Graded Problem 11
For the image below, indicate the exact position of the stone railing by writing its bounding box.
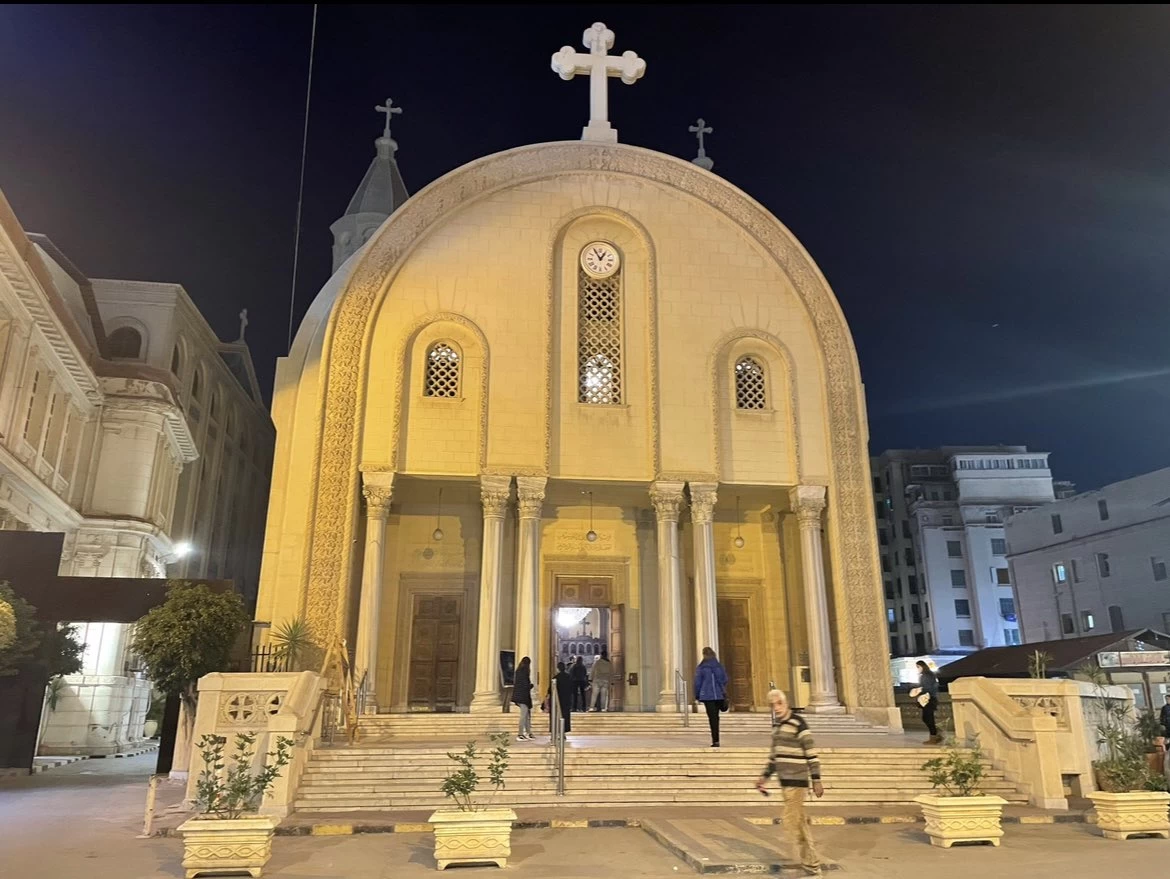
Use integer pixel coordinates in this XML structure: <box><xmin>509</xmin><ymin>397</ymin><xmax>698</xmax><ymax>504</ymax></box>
<box><xmin>949</xmin><ymin>677</ymin><xmax>1133</xmax><ymax>810</ymax></box>
<box><xmin>184</xmin><ymin>671</ymin><xmax>326</xmax><ymax>818</ymax></box>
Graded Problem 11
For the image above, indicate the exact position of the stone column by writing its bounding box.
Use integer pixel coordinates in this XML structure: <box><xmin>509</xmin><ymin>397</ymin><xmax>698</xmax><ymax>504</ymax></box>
<box><xmin>789</xmin><ymin>485</ymin><xmax>843</xmax><ymax>712</ymax></box>
<box><xmin>651</xmin><ymin>481</ymin><xmax>686</xmax><ymax>711</ymax></box>
<box><xmin>514</xmin><ymin>477</ymin><xmax>547</xmax><ymax>675</ymax></box>
<box><xmin>689</xmin><ymin>482</ymin><xmax>720</xmax><ymax>660</ymax></box>
<box><xmin>355</xmin><ymin>472</ymin><xmax>393</xmax><ymax>713</ymax></box>
<box><xmin>470</xmin><ymin>475</ymin><xmax>512</xmax><ymax>713</ymax></box>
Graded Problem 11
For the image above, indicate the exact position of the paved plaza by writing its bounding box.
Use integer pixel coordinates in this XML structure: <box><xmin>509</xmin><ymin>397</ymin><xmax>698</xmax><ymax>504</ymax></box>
<box><xmin>2</xmin><ymin>751</ymin><xmax>1168</xmax><ymax>878</ymax></box>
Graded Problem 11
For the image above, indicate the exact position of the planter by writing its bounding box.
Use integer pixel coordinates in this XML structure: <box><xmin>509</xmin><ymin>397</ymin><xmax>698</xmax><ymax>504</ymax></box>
<box><xmin>1087</xmin><ymin>790</ymin><xmax>1170</xmax><ymax>840</ymax></box>
<box><xmin>914</xmin><ymin>794</ymin><xmax>1007</xmax><ymax>848</ymax></box>
<box><xmin>428</xmin><ymin>807</ymin><xmax>517</xmax><ymax>870</ymax></box>
<box><xmin>177</xmin><ymin>815</ymin><xmax>278</xmax><ymax>878</ymax></box>
<box><xmin>143</xmin><ymin>720</ymin><xmax>158</xmax><ymax>739</ymax></box>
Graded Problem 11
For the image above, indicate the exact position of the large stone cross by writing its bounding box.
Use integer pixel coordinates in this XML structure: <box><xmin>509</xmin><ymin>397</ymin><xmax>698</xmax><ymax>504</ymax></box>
<box><xmin>375</xmin><ymin>97</ymin><xmax>402</xmax><ymax>139</ymax></box>
<box><xmin>689</xmin><ymin>118</ymin><xmax>714</xmax><ymax>171</ymax></box>
<box><xmin>552</xmin><ymin>22</ymin><xmax>646</xmax><ymax>144</ymax></box>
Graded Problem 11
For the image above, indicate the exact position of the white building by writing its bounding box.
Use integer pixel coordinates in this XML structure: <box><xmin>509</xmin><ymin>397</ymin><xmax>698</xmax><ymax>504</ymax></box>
<box><xmin>873</xmin><ymin>447</ymin><xmax>1058</xmax><ymax>657</ymax></box>
<box><xmin>0</xmin><ymin>189</ymin><xmax>272</xmax><ymax>754</ymax></box>
<box><xmin>1006</xmin><ymin>467</ymin><xmax>1170</xmax><ymax>643</ymax></box>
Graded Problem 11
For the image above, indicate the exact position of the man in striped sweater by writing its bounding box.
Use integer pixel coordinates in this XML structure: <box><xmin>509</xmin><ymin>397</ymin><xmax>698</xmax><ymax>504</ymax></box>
<box><xmin>755</xmin><ymin>689</ymin><xmax>822</xmax><ymax>875</ymax></box>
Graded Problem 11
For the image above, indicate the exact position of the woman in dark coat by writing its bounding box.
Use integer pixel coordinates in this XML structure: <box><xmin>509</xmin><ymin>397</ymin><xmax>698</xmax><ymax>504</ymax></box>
<box><xmin>547</xmin><ymin>661</ymin><xmax>573</xmax><ymax>738</ymax></box>
<box><xmin>914</xmin><ymin>660</ymin><xmax>941</xmax><ymax>745</ymax></box>
<box><xmin>512</xmin><ymin>656</ymin><xmax>534</xmax><ymax>741</ymax></box>
<box><xmin>694</xmin><ymin>647</ymin><xmax>729</xmax><ymax>747</ymax></box>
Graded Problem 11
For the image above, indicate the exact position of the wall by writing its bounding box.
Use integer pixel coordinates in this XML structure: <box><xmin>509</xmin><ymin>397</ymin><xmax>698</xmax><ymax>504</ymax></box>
<box><xmin>38</xmin><ymin>675</ymin><xmax>151</xmax><ymax>756</ymax></box>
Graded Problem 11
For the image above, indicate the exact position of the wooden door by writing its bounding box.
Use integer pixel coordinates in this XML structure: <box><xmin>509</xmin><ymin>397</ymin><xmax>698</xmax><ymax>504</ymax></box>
<box><xmin>717</xmin><ymin>598</ymin><xmax>753</xmax><ymax>711</ymax></box>
<box><xmin>609</xmin><ymin>604</ymin><xmax>625</xmax><ymax>710</ymax></box>
<box><xmin>408</xmin><ymin>595</ymin><xmax>462</xmax><ymax>711</ymax></box>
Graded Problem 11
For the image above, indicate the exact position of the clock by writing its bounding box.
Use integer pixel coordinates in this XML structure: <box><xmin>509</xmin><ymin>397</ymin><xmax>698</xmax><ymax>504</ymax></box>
<box><xmin>580</xmin><ymin>242</ymin><xmax>620</xmax><ymax>278</ymax></box>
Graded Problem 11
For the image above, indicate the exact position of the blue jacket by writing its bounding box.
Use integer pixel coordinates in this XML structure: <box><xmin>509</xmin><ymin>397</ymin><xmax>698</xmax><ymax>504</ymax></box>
<box><xmin>694</xmin><ymin>657</ymin><xmax>728</xmax><ymax>702</ymax></box>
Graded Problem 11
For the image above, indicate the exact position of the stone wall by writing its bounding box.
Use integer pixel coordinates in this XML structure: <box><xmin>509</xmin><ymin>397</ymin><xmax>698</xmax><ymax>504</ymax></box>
<box><xmin>38</xmin><ymin>674</ymin><xmax>151</xmax><ymax>756</ymax></box>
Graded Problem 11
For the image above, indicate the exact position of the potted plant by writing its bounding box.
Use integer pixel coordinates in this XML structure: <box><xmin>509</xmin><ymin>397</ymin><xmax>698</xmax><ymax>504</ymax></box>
<box><xmin>177</xmin><ymin>732</ymin><xmax>293</xmax><ymax>878</ymax></box>
<box><xmin>1085</xmin><ymin>676</ymin><xmax>1170</xmax><ymax>840</ymax></box>
<box><xmin>429</xmin><ymin>733</ymin><xmax>515</xmax><ymax>870</ymax></box>
<box><xmin>915</xmin><ymin>737</ymin><xmax>1007</xmax><ymax>848</ymax></box>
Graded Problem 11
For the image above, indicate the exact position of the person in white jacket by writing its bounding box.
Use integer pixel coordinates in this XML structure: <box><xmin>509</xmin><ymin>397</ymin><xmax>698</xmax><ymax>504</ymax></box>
<box><xmin>589</xmin><ymin>651</ymin><xmax>613</xmax><ymax>712</ymax></box>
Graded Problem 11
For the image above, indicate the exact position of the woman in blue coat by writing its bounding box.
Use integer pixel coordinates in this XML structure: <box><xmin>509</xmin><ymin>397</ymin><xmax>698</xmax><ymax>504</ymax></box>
<box><xmin>694</xmin><ymin>647</ymin><xmax>729</xmax><ymax>747</ymax></box>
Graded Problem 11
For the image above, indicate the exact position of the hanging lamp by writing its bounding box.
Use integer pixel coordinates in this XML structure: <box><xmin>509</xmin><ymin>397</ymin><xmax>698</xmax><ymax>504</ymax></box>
<box><xmin>586</xmin><ymin>491</ymin><xmax>598</xmax><ymax>542</ymax></box>
<box><xmin>432</xmin><ymin>488</ymin><xmax>444</xmax><ymax>541</ymax></box>
<box><xmin>734</xmin><ymin>495</ymin><xmax>746</xmax><ymax>548</ymax></box>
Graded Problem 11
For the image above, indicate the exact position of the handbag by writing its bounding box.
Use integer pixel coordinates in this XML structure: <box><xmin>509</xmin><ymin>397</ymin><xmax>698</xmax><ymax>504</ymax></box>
<box><xmin>916</xmin><ymin>693</ymin><xmax>931</xmax><ymax>708</ymax></box>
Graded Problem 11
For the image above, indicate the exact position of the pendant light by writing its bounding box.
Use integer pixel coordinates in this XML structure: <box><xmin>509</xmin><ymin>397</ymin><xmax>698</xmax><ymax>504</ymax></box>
<box><xmin>734</xmin><ymin>495</ymin><xmax>745</xmax><ymax>548</ymax></box>
<box><xmin>586</xmin><ymin>491</ymin><xmax>598</xmax><ymax>542</ymax></box>
<box><xmin>432</xmin><ymin>488</ymin><xmax>444</xmax><ymax>541</ymax></box>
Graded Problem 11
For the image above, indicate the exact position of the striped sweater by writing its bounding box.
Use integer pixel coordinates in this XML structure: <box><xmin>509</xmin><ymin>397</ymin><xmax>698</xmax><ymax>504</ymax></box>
<box><xmin>761</xmin><ymin>712</ymin><xmax>821</xmax><ymax>788</ymax></box>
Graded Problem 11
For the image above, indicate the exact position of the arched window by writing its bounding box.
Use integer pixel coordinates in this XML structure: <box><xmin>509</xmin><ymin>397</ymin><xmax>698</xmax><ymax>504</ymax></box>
<box><xmin>424</xmin><ymin>342</ymin><xmax>461</xmax><ymax>398</ymax></box>
<box><xmin>210</xmin><ymin>390</ymin><xmax>220</xmax><ymax>420</ymax></box>
<box><xmin>108</xmin><ymin>327</ymin><xmax>143</xmax><ymax>360</ymax></box>
<box><xmin>734</xmin><ymin>356</ymin><xmax>767</xmax><ymax>409</ymax></box>
<box><xmin>170</xmin><ymin>344</ymin><xmax>182</xmax><ymax>375</ymax></box>
<box><xmin>578</xmin><ymin>254</ymin><xmax>622</xmax><ymax>405</ymax></box>
<box><xmin>191</xmin><ymin>368</ymin><xmax>203</xmax><ymax>401</ymax></box>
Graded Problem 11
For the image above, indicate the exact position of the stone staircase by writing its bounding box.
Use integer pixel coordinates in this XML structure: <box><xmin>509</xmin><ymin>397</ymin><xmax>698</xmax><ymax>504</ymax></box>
<box><xmin>293</xmin><ymin>713</ymin><xmax>1029</xmax><ymax>812</ymax></box>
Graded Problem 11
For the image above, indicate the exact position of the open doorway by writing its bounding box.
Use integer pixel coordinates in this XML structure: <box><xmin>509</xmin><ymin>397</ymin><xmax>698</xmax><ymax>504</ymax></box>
<box><xmin>553</xmin><ymin>605</ymin><xmax>614</xmax><ymax>711</ymax></box>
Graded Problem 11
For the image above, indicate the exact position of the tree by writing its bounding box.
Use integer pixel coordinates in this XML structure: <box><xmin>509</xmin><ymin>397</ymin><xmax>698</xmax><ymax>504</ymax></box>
<box><xmin>0</xmin><ymin>583</ymin><xmax>39</xmax><ymax>676</ymax></box>
<box><xmin>131</xmin><ymin>581</ymin><xmax>248</xmax><ymax>708</ymax></box>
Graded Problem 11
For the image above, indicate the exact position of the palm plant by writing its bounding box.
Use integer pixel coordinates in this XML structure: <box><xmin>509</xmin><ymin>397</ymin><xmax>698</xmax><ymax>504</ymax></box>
<box><xmin>270</xmin><ymin>617</ymin><xmax>314</xmax><ymax>672</ymax></box>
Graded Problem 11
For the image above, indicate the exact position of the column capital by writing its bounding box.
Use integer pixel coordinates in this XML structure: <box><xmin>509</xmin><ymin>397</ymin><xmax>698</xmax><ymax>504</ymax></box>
<box><xmin>789</xmin><ymin>484</ymin><xmax>827</xmax><ymax>526</ymax></box>
<box><xmin>688</xmin><ymin>482</ymin><xmax>718</xmax><ymax>525</ymax></box>
<box><xmin>480</xmin><ymin>474</ymin><xmax>513</xmax><ymax>518</ymax></box>
<box><xmin>650</xmin><ymin>481</ymin><xmax>686</xmax><ymax>523</ymax></box>
<box><xmin>361</xmin><ymin>471</ymin><xmax>395</xmax><ymax>519</ymax></box>
<box><xmin>515</xmin><ymin>476</ymin><xmax>547</xmax><ymax>519</ymax></box>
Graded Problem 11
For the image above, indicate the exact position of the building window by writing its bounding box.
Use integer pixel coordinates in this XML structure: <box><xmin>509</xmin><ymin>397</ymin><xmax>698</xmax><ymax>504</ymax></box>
<box><xmin>897</xmin><ymin>577</ymin><xmax>904</xmax><ymax>597</ymax></box>
<box><xmin>191</xmin><ymin>368</ymin><xmax>203</xmax><ymax>401</ymax></box>
<box><xmin>21</xmin><ymin>371</ymin><xmax>39</xmax><ymax>438</ymax></box>
<box><xmin>887</xmin><ymin>607</ymin><xmax>896</xmax><ymax>624</ymax></box>
<box><xmin>890</xmin><ymin>636</ymin><xmax>899</xmax><ymax>656</ymax></box>
<box><xmin>999</xmin><ymin>597</ymin><xmax>1015</xmax><ymax>617</ymax></box>
<box><xmin>881</xmin><ymin>555</ymin><xmax>891</xmax><ymax>573</ymax></box>
<box><xmin>902</xmin><ymin>520</ymin><xmax>911</xmax><ymax>539</ymax></box>
<box><xmin>1096</xmin><ymin>552</ymin><xmax>1111</xmax><ymax>578</ymax></box>
<box><xmin>1152</xmin><ymin>557</ymin><xmax>1167</xmax><ymax>582</ymax></box>
<box><xmin>108</xmin><ymin>326</ymin><xmax>142</xmax><ymax>359</ymax></box>
<box><xmin>923</xmin><ymin>601</ymin><xmax>930</xmax><ymax>619</ymax></box>
<box><xmin>879</xmin><ymin>530</ymin><xmax>888</xmax><ymax>546</ymax></box>
<box><xmin>884</xmin><ymin>581</ymin><xmax>894</xmax><ymax>600</ymax></box>
<box><xmin>1098</xmin><ymin>499</ymin><xmax>1109</xmax><ymax>521</ymax></box>
<box><xmin>926</xmin><ymin>631</ymin><xmax>934</xmax><ymax>650</ymax></box>
<box><xmin>1081</xmin><ymin>611</ymin><xmax>1095</xmax><ymax>631</ymax></box>
<box><xmin>1051</xmin><ymin>513</ymin><xmax>1063</xmax><ymax>534</ymax></box>
<box><xmin>873</xmin><ymin>476</ymin><xmax>882</xmax><ymax>493</ymax></box>
<box><xmin>904</xmin><ymin>547</ymin><xmax>915</xmax><ymax>566</ymax></box>
<box><xmin>950</xmin><ymin>569</ymin><xmax>967</xmax><ymax>588</ymax></box>
<box><xmin>1108</xmin><ymin>605</ymin><xmax>1125</xmax><ymax>632</ymax></box>
<box><xmin>958</xmin><ymin>630</ymin><xmax>975</xmax><ymax>647</ymax></box>
<box><xmin>424</xmin><ymin>341</ymin><xmax>461</xmax><ymax>398</ymax></box>
<box><xmin>994</xmin><ymin>567</ymin><xmax>1011</xmax><ymax>586</ymax></box>
<box><xmin>900</xmin><ymin>606</ymin><xmax>906</xmax><ymax>622</ymax></box>
<box><xmin>954</xmin><ymin>599</ymin><xmax>971</xmax><ymax>618</ymax></box>
<box><xmin>946</xmin><ymin>540</ymin><xmax>962</xmax><ymax>558</ymax></box>
<box><xmin>1052</xmin><ymin>563</ymin><xmax>1067</xmax><ymax>584</ymax></box>
<box><xmin>1071</xmin><ymin>558</ymin><xmax>1081</xmax><ymax>582</ymax></box>
<box><xmin>911</xmin><ymin>604</ymin><xmax>922</xmax><ymax>623</ymax></box>
<box><xmin>914</xmin><ymin>632</ymin><xmax>927</xmax><ymax>654</ymax></box>
<box><xmin>908</xmin><ymin>574</ymin><xmax>918</xmax><ymax>595</ymax></box>
<box><xmin>941</xmin><ymin>516</ymin><xmax>954</xmax><ymax>526</ymax></box>
<box><xmin>874</xmin><ymin>501</ymin><xmax>884</xmax><ymax>520</ymax></box>
<box><xmin>991</xmin><ymin>538</ymin><xmax>1006</xmax><ymax>555</ymax></box>
<box><xmin>1061</xmin><ymin>613</ymin><xmax>1075</xmax><ymax>635</ymax></box>
<box><xmin>577</xmin><ymin>262</ymin><xmax>622</xmax><ymax>404</ymax></box>
<box><xmin>1004</xmin><ymin>629</ymin><xmax>1021</xmax><ymax>645</ymax></box>
<box><xmin>170</xmin><ymin>345</ymin><xmax>182</xmax><ymax>375</ymax></box>
<box><xmin>734</xmin><ymin>356</ymin><xmax>766</xmax><ymax>409</ymax></box>
<box><xmin>985</xmin><ymin>513</ymin><xmax>1001</xmax><ymax>524</ymax></box>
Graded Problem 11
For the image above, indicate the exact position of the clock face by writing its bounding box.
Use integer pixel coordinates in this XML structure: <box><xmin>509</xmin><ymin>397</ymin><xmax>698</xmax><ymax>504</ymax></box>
<box><xmin>581</xmin><ymin>242</ymin><xmax>620</xmax><ymax>278</ymax></box>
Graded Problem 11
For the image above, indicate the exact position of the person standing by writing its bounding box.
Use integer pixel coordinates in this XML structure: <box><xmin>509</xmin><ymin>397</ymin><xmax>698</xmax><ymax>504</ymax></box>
<box><xmin>589</xmin><ymin>650</ymin><xmax>613</xmax><ymax>712</ymax></box>
<box><xmin>548</xmin><ymin>661</ymin><xmax>573</xmax><ymax>739</ymax></box>
<box><xmin>694</xmin><ymin>646</ymin><xmax>729</xmax><ymax>747</ymax></box>
<box><xmin>1159</xmin><ymin>693</ymin><xmax>1170</xmax><ymax>740</ymax></box>
<box><xmin>512</xmin><ymin>656</ymin><xmax>534</xmax><ymax>741</ymax></box>
<box><xmin>570</xmin><ymin>655</ymin><xmax>589</xmax><ymax>711</ymax></box>
<box><xmin>911</xmin><ymin>660</ymin><xmax>942</xmax><ymax>745</ymax></box>
<box><xmin>756</xmin><ymin>689</ymin><xmax>823</xmax><ymax>876</ymax></box>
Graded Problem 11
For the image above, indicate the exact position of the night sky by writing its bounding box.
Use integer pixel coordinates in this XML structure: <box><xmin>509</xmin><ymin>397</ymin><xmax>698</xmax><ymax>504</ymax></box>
<box><xmin>3</xmin><ymin>5</ymin><xmax>1170</xmax><ymax>491</ymax></box>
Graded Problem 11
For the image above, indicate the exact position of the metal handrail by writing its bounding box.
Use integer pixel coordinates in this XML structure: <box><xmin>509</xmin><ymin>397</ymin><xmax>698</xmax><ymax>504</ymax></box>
<box><xmin>675</xmin><ymin>669</ymin><xmax>690</xmax><ymax>727</ymax></box>
<box><xmin>356</xmin><ymin>671</ymin><xmax>370</xmax><ymax>717</ymax></box>
<box><xmin>550</xmin><ymin>687</ymin><xmax>566</xmax><ymax>795</ymax></box>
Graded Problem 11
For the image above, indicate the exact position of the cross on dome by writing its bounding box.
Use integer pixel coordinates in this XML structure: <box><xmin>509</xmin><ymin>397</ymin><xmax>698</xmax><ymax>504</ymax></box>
<box><xmin>237</xmin><ymin>308</ymin><xmax>248</xmax><ymax>342</ymax></box>
<box><xmin>375</xmin><ymin>98</ymin><xmax>403</xmax><ymax>140</ymax></box>
<box><xmin>551</xmin><ymin>22</ymin><xmax>646</xmax><ymax>144</ymax></box>
<box><xmin>689</xmin><ymin>118</ymin><xmax>714</xmax><ymax>171</ymax></box>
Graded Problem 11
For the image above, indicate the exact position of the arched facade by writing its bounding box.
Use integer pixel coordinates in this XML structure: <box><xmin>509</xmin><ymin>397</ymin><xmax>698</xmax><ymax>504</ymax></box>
<box><xmin>256</xmin><ymin>141</ymin><xmax>895</xmax><ymax>725</ymax></box>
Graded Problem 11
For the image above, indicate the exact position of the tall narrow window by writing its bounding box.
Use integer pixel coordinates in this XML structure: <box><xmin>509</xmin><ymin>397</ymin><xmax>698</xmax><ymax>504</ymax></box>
<box><xmin>1098</xmin><ymin>499</ymin><xmax>1109</xmax><ymax>521</ymax></box>
<box><xmin>424</xmin><ymin>342</ymin><xmax>461</xmax><ymax>398</ymax></box>
<box><xmin>22</xmin><ymin>371</ymin><xmax>40</xmax><ymax>439</ymax></box>
<box><xmin>577</xmin><ymin>256</ymin><xmax>622</xmax><ymax>405</ymax></box>
<box><xmin>734</xmin><ymin>356</ymin><xmax>766</xmax><ymax>409</ymax></box>
<box><xmin>108</xmin><ymin>326</ymin><xmax>142</xmax><ymax>359</ymax></box>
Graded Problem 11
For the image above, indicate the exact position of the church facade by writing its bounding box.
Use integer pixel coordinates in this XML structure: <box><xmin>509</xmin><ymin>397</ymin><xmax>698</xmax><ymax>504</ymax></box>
<box><xmin>258</xmin><ymin>141</ymin><xmax>897</xmax><ymax>726</ymax></box>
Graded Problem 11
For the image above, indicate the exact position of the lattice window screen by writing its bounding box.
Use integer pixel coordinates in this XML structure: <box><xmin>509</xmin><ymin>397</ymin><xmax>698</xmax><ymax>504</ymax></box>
<box><xmin>578</xmin><ymin>267</ymin><xmax>622</xmax><ymax>404</ymax></box>
<box><xmin>424</xmin><ymin>342</ymin><xmax>461</xmax><ymax>398</ymax></box>
<box><xmin>734</xmin><ymin>356</ymin><xmax>767</xmax><ymax>409</ymax></box>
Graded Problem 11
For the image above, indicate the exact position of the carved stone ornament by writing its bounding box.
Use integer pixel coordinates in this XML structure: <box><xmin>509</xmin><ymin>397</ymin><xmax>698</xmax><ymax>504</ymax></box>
<box><xmin>688</xmin><ymin>482</ymin><xmax>718</xmax><ymax>525</ymax></box>
<box><xmin>789</xmin><ymin>484</ymin><xmax>827</xmax><ymax>528</ymax></box>
<box><xmin>650</xmin><ymin>482</ymin><xmax>686</xmax><ymax>522</ymax></box>
<box><xmin>516</xmin><ymin>476</ymin><xmax>547</xmax><ymax>519</ymax></box>
<box><xmin>481</xmin><ymin>475</ymin><xmax>512</xmax><ymax>518</ymax></box>
<box><xmin>299</xmin><ymin>141</ymin><xmax>889</xmax><ymax>710</ymax></box>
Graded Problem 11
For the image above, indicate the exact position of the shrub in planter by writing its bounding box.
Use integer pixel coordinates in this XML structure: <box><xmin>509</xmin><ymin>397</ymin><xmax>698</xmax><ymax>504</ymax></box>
<box><xmin>177</xmin><ymin>732</ymin><xmax>293</xmax><ymax>878</ymax></box>
<box><xmin>915</xmin><ymin>738</ymin><xmax>1006</xmax><ymax>848</ymax></box>
<box><xmin>429</xmin><ymin>733</ymin><xmax>515</xmax><ymax>870</ymax></box>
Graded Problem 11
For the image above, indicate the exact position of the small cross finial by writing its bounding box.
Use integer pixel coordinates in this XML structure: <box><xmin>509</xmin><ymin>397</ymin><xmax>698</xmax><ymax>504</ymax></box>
<box><xmin>237</xmin><ymin>309</ymin><xmax>248</xmax><ymax>342</ymax></box>
<box><xmin>689</xmin><ymin>118</ymin><xmax>714</xmax><ymax>171</ymax></box>
<box><xmin>551</xmin><ymin>22</ymin><xmax>646</xmax><ymax>144</ymax></box>
<box><xmin>375</xmin><ymin>98</ymin><xmax>403</xmax><ymax>139</ymax></box>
